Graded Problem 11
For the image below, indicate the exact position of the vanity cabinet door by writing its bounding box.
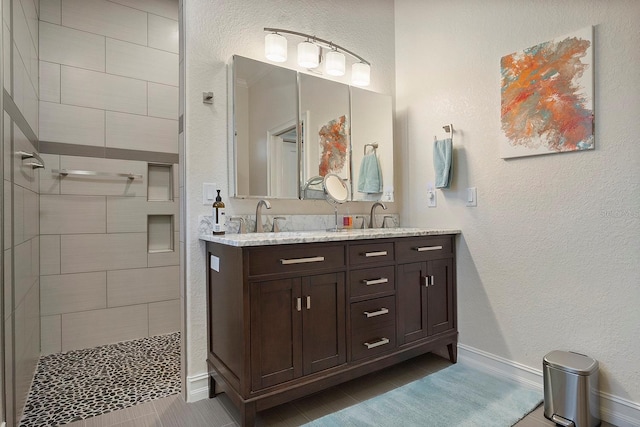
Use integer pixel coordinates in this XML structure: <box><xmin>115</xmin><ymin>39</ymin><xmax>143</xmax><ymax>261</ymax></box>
<box><xmin>250</xmin><ymin>278</ymin><xmax>303</xmax><ymax>391</ymax></box>
<box><xmin>397</xmin><ymin>258</ymin><xmax>454</xmax><ymax>345</ymax></box>
<box><xmin>302</xmin><ymin>273</ymin><xmax>346</xmax><ymax>375</ymax></box>
<box><xmin>250</xmin><ymin>272</ymin><xmax>346</xmax><ymax>391</ymax></box>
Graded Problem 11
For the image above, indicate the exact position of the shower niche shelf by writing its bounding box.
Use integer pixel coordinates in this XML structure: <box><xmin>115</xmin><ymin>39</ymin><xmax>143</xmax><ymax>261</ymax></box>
<box><xmin>148</xmin><ymin>163</ymin><xmax>173</xmax><ymax>201</ymax></box>
<box><xmin>148</xmin><ymin>214</ymin><xmax>174</xmax><ymax>253</ymax></box>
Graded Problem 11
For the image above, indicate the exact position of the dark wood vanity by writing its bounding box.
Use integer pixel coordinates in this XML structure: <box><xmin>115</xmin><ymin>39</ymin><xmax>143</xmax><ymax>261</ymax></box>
<box><xmin>205</xmin><ymin>232</ymin><xmax>458</xmax><ymax>426</ymax></box>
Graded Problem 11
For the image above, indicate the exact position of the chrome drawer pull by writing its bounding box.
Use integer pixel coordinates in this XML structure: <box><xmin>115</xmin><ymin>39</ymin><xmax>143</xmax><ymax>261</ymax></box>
<box><xmin>296</xmin><ymin>298</ymin><xmax>301</xmax><ymax>311</ymax></box>
<box><xmin>280</xmin><ymin>256</ymin><xmax>325</xmax><ymax>265</ymax></box>
<box><xmin>363</xmin><ymin>337</ymin><xmax>390</xmax><ymax>349</ymax></box>
<box><xmin>363</xmin><ymin>308</ymin><xmax>389</xmax><ymax>318</ymax></box>
<box><xmin>362</xmin><ymin>277</ymin><xmax>389</xmax><ymax>286</ymax></box>
<box><xmin>415</xmin><ymin>245</ymin><xmax>443</xmax><ymax>252</ymax></box>
<box><xmin>364</xmin><ymin>251</ymin><xmax>387</xmax><ymax>257</ymax></box>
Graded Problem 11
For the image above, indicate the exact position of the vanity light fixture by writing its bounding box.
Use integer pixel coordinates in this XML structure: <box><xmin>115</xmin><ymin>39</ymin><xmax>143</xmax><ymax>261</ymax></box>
<box><xmin>264</xmin><ymin>32</ymin><xmax>287</xmax><ymax>62</ymax></box>
<box><xmin>264</xmin><ymin>27</ymin><xmax>370</xmax><ymax>86</ymax></box>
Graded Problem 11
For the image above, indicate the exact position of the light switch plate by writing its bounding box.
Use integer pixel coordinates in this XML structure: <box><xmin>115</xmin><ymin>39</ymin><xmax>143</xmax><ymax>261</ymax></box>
<box><xmin>427</xmin><ymin>182</ymin><xmax>437</xmax><ymax>207</ymax></box>
<box><xmin>203</xmin><ymin>183</ymin><xmax>217</xmax><ymax>205</ymax></box>
<box><xmin>466</xmin><ymin>187</ymin><xmax>477</xmax><ymax>207</ymax></box>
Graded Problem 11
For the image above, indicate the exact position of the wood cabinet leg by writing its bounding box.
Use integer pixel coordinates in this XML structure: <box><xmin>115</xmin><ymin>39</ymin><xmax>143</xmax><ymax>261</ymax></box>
<box><xmin>240</xmin><ymin>401</ymin><xmax>257</xmax><ymax>427</ymax></box>
<box><xmin>208</xmin><ymin>375</ymin><xmax>217</xmax><ymax>398</ymax></box>
<box><xmin>447</xmin><ymin>343</ymin><xmax>457</xmax><ymax>363</ymax></box>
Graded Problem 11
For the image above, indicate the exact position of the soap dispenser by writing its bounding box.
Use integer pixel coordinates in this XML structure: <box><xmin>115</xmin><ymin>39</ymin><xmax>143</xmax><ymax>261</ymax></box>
<box><xmin>212</xmin><ymin>190</ymin><xmax>226</xmax><ymax>235</ymax></box>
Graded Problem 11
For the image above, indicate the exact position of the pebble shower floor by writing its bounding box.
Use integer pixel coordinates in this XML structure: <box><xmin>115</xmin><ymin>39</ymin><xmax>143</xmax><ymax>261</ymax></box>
<box><xmin>19</xmin><ymin>332</ymin><xmax>181</xmax><ymax>427</ymax></box>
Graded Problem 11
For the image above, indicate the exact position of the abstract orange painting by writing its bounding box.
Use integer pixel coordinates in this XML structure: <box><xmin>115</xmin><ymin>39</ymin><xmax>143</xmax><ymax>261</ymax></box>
<box><xmin>500</xmin><ymin>27</ymin><xmax>594</xmax><ymax>158</ymax></box>
<box><xmin>318</xmin><ymin>115</ymin><xmax>349</xmax><ymax>177</ymax></box>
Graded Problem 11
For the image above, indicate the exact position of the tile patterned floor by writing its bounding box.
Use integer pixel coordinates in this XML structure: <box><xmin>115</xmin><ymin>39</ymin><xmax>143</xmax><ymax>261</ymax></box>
<box><xmin>21</xmin><ymin>346</ymin><xmax>616</xmax><ymax>427</ymax></box>
<box><xmin>19</xmin><ymin>333</ymin><xmax>181</xmax><ymax>427</ymax></box>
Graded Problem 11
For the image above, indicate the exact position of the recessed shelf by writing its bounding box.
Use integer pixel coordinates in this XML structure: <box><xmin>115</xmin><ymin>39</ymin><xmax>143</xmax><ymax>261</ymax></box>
<box><xmin>148</xmin><ymin>215</ymin><xmax>174</xmax><ymax>253</ymax></box>
<box><xmin>148</xmin><ymin>163</ymin><xmax>173</xmax><ymax>201</ymax></box>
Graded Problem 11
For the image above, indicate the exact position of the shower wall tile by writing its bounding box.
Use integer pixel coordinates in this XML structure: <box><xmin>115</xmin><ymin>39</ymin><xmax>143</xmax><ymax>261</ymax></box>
<box><xmin>149</xmin><ymin>299</ymin><xmax>180</xmax><ymax>336</ymax></box>
<box><xmin>105</xmin><ymin>111</ymin><xmax>178</xmax><ymax>153</ymax></box>
<box><xmin>109</xmin><ymin>0</ymin><xmax>178</xmax><ymax>20</ymax></box>
<box><xmin>147</xmin><ymin>231</ymin><xmax>179</xmax><ymax>267</ymax></box>
<box><xmin>148</xmin><ymin>14</ymin><xmax>178</xmax><ymax>53</ymax></box>
<box><xmin>62</xmin><ymin>0</ymin><xmax>147</xmax><ymax>45</ymax></box>
<box><xmin>41</xmin><ymin>271</ymin><xmax>107</xmax><ymax>315</ymax></box>
<box><xmin>107</xmin><ymin>266</ymin><xmax>179</xmax><ymax>307</ymax></box>
<box><xmin>106</xmin><ymin>197</ymin><xmax>178</xmax><ymax>233</ymax></box>
<box><xmin>39</xmin><ymin>60</ymin><xmax>61</xmax><ymax>102</ymax></box>
<box><xmin>40</xmin><ymin>101</ymin><xmax>106</xmax><ymax>146</ymax></box>
<box><xmin>39</xmin><ymin>153</ymin><xmax>61</xmax><ymax>194</ymax></box>
<box><xmin>39</xmin><ymin>21</ymin><xmax>105</xmax><ymax>71</ymax></box>
<box><xmin>14</xmin><ymin>240</ymin><xmax>34</xmax><ymax>309</ymax></box>
<box><xmin>23</xmin><ymin>188</ymin><xmax>39</xmax><ymax>240</ymax></box>
<box><xmin>3</xmin><ymin>112</ymin><xmax>10</xmax><ymax>181</ymax></box>
<box><xmin>148</xmin><ymin>82</ymin><xmax>178</xmax><ymax>119</ymax></box>
<box><xmin>40</xmin><ymin>234</ymin><xmax>61</xmax><ymax>275</ymax></box>
<box><xmin>13</xmin><ymin>185</ymin><xmax>25</xmax><ymax>245</ymax></box>
<box><xmin>61</xmin><ymin>304</ymin><xmax>148</xmax><ymax>351</ymax></box>
<box><xmin>60</xmin><ymin>233</ymin><xmax>147</xmax><ymax>274</ymax></box>
<box><xmin>41</xmin><ymin>315</ymin><xmax>62</xmax><ymax>355</ymax></box>
<box><xmin>20</xmin><ymin>0</ymin><xmax>38</xmax><ymax>50</ymax></box>
<box><xmin>61</xmin><ymin>66</ymin><xmax>147</xmax><ymax>115</ymax></box>
<box><xmin>41</xmin><ymin>195</ymin><xmax>106</xmax><ymax>234</ymax></box>
<box><xmin>4</xmin><ymin>24</ymin><xmax>10</xmax><ymax>93</ymax></box>
<box><xmin>59</xmin><ymin>156</ymin><xmax>147</xmax><ymax>197</ymax></box>
<box><xmin>4</xmin><ymin>249</ymin><xmax>12</xmax><ymax>321</ymax></box>
<box><xmin>40</xmin><ymin>0</ymin><xmax>62</xmax><ymax>25</ymax></box>
<box><xmin>31</xmin><ymin>233</ymin><xmax>40</xmax><ymax>278</ymax></box>
<box><xmin>106</xmin><ymin>38</ymin><xmax>178</xmax><ymax>86</ymax></box>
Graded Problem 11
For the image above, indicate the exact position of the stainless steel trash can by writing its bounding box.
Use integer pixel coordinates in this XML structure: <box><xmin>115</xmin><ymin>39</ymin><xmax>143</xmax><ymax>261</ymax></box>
<box><xmin>543</xmin><ymin>350</ymin><xmax>600</xmax><ymax>427</ymax></box>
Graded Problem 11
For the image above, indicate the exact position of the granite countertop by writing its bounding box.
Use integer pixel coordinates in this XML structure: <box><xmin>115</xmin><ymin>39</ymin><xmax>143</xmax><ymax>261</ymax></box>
<box><xmin>199</xmin><ymin>228</ymin><xmax>461</xmax><ymax>247</ymax></box>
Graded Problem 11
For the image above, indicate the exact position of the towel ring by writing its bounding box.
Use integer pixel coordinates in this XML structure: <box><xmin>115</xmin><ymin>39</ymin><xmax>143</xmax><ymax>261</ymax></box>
<box><xmin>364</xmin><ymin>142</ymin><xmax>378</xmax><ymax>155</ymax></box>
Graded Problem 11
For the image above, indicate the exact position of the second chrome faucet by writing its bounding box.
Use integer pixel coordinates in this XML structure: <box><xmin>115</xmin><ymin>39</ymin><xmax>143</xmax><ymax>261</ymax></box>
<box><xmin>255</xmin><ymin>199</ymin><xmax>271</xmax><ymax>233</ymax></box>
<box><xmin>369</xmin><ymin>202</ymin><xmax>387</xmax><ymax>228</ymax></box>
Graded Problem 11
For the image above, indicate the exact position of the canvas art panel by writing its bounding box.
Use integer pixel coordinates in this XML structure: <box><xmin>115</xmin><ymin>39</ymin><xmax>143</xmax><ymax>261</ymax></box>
<box><xmin>318</xmin><ymin>115</ymin><xmax>349</xmax><ymax>179</ymax></box>
<box><xmin>500</xmin><ymin>26</ymin><xmax>594</xmax><ymax>159</ymax></box>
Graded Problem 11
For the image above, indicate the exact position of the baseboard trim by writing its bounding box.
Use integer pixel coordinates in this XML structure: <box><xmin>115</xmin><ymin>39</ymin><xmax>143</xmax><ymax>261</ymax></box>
<box><xmin>458</xmin><ymin>343</ymin><xmax>640</xmax><ymax>427</ymax></box>
<box><xmin>186</xmin><ymin>372</ymin><xmax>210</xmax><ymax>402</ymax></box>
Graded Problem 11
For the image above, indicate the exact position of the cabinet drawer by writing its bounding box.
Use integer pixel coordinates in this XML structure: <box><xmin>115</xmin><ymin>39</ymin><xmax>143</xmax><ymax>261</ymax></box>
<box><xmin>248</xmin><ymin>244</ymin><xmax>345</xmax><ymax>277</ymax></box>
<box><xmin>351</xmin><ymin>325</ymin><xmax>396</xmax><ymax>361</ymax></box>
<box><xmin>350</xmin><ymin>265</ymin><xmax>395</xmax><ymax>299</ymax></box>
<box><xmin>350</xmin><ymin>296</ymin><xmax>395</xmax><ymax>331</ymax></box>
<box><xmin>396</xmin><ymin>236</ymin><xmax>452</xmax><ymax>261</ymax></box>
<box><xmin>349</xmin><ymin>242</ymin><xmax>395</xmax><ymax>266</ymax></box>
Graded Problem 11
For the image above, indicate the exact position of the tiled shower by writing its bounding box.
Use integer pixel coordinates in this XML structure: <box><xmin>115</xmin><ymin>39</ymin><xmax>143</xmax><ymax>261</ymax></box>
<box><xmin>2</xmin><ymin>0</ymin><xmax>181</xmax><ymax>425</ymax></box>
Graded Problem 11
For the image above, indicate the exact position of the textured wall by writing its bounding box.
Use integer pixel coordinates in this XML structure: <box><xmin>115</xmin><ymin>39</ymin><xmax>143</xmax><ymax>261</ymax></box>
<box><xmin>183</xmin><ymin>0</ymin><xmax>396</xmax><ymax>387</ymax></box>
<box><xmin>395</xmin><ymin>0</ymin><xmax>640</xmax><ymax>406</ymax></box>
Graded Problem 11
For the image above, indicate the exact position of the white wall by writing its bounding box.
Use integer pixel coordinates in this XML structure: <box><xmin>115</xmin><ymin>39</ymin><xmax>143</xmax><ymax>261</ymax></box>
<box><xmin>183</xmin><ymin>0</ymin><xmax>395</xmax><ymax>396</ymax></box>
<box><xmin>395</xmin><ymin>0</ymin><xmax>640</xmax><ymax>411</ymax></box>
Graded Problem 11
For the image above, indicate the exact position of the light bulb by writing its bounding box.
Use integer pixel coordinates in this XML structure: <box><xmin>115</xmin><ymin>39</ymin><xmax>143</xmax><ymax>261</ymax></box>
<box><xmin>265</xmin><ymin>33</ymin><xmax>287</xmax><ymax>62</ymax></box>
<box><xmin>325</xmin><ymin>50</ymin><xmax>346</xmax><ymax>76</ymax></box>
<box><xmin>351</xmin><ymin>62</ymin><xmax>370</xmax><ymax>86</ymax></box>
<box><xmin>298</xmin><ymin>41</ymin><xmax>320</xmax><ymax>68</ymax></box>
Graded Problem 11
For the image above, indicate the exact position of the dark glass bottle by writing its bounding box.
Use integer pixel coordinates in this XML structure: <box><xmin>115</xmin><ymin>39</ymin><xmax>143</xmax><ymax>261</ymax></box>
<box><xmin>212</xmin><ymin>190</ymin><xmax>225</xmax><ymax>235</ymax></box>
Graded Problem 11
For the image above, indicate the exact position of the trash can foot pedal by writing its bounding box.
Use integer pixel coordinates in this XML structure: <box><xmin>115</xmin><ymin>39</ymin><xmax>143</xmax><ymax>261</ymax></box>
<box><xmin>551</xmin><ymin>414</ymin><xmax>575</xmax><ymax>427</ymax></box>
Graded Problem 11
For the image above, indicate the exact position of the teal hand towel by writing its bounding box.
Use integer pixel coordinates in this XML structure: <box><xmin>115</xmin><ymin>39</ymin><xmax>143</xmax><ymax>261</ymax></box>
<box><xmin>357</xmin><ymin>153</ymin><xmax>383</xmax><ymax>193</ymax></box>
<box><xmin>434</xmin><ymin>138</ymin><xmax>452</xmax><ymax>188</ymax></box>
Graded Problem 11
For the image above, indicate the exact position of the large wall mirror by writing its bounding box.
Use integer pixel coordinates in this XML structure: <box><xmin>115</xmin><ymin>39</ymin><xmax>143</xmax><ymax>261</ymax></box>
<box><xmin>231</xmin><ymin>55</ymin><xmax>299</xmax><ymax>199</ymax></box>
<box><xmin>230</xmin><ymin>55</ymin><xmax>394</xmax><ymax>202</ymax></box>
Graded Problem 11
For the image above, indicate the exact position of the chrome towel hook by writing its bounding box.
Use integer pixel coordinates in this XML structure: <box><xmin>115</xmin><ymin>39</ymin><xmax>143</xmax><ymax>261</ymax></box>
<box><xmin>443</xmin><ymin>124</ymin><xmax>453</xmax><ymax>142</ymax></box>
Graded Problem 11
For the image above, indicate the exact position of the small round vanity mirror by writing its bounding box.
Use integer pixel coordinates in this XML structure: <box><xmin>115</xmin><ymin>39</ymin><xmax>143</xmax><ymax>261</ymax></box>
<box><xmin>323</xmin><ymin>173</ymin><xmax>349</xmax><ymax>204</ymax></box>
<box><xmin>323</xmin><ymin>174</ymin><xmax>349</xmax><ymax>232</ymax></box>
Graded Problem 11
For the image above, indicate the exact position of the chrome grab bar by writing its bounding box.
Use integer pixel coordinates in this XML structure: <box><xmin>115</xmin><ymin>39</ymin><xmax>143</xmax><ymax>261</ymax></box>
<box><xmin>363</xmin><ymin>308</ymin><xmax>389</xmax><ymax>318</ymax></box>
<box><xmin>53</xmin><ymin>169</ymin><xmax>143</xmax><ymax>180</ymax></box>
<box><xmin>362</xmin><ymin>278</ymin><xmax>388</xmax><ymax>286</ymax></box>
<box><xmin>363</xmin><ymin>337</ymin><xmax>390</xmax><ymax>349</ymax></box>
<box><xmin>364</xmin><ymin>251</ymin><xmax>387</xmax><ymax>257</ymax></box>
<box><xmin>280</xmin><ymin>256</ymin><xmax>325</xmax><ymax>265</ymax></box>
<box><xmin>415</xmin><ymin>245</ymin><xmax>443</xmax><ymax>252</ymax></box>
<box><xmin>16</xmin><ymin>151</ymin><xmax>45</xmax><ymax>169</ymax></box>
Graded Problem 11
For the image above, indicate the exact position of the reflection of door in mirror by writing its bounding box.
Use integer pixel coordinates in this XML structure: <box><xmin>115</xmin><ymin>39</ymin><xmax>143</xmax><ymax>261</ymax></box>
<box><xmin>232</xmin><ymin>56</ymin><xmax>298</xmax><ymax>198</ymax></box>
<box><xmin>299</xmin><ymin>73</ymin><xmax>350</xmax><ymax>188</ymax></box>
<box><xmin>267</xmin><ymin>123</ymin><xmax>298</xmax><ymax>198</ymax></box>
<box><xmin>350</xmin><ymin>87</ymin><xmax>394</xmax><ymax>202</ymax></box>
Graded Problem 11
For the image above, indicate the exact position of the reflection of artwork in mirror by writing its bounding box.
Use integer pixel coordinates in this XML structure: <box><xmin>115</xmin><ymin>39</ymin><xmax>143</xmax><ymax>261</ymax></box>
<box><xmin>319</xmin><ymin>115</ymin><xmax>348</xmax><ymax>178</ymax></box>
<box><xmin>232</xmin><ymin>55</ymin><xmax>298</xmax><ymax>198</ymax></box>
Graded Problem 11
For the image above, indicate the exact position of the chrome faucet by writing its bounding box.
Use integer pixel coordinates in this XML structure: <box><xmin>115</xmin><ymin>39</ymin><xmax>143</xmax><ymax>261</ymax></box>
<box><xmin>255</xmin><ymin>199</ymin><xmax>272</xmax><ymax>232</ymax></box>
<box><xmin>369</xmin><ymin>202</ymin><xmax>387</xmax><ymax>228</ymax></box>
